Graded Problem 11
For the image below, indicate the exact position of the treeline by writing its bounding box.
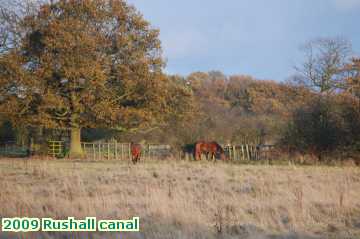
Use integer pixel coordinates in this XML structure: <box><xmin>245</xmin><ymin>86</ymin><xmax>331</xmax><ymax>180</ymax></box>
<box><xmin>159</xmin><ymin>72</ymin><xmax>311</xmax><ymax>146</ymax></box>
<box><xmin>1</xmin><ymin>57</ymin><xmax>359</xmax><ymax>161</ymax></box>
<box><xmin>0</xmin><ymin>0</ymin><xmax>359</xmax><ymax>161</ymax></box>
<box><xmin>0</xmin><ymin>72</ymin><xmax>309</xmax><ymax>146</ymax></box>
<box><xmin>125</xmin><ymin>38</ymin><xmax>360</xmax><ymax>162</ymax></box>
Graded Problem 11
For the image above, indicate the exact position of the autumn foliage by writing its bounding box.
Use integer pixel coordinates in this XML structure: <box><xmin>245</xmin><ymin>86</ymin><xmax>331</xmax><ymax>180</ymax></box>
<box><xmin>0</xmin><ymin>2</ymin><xmax>359</xmax><ymax>161</ymax></box>
<box><xmin>0</xmin><ymin>0</ymin><xmax>169</xmax><ymax>157</ymax></box>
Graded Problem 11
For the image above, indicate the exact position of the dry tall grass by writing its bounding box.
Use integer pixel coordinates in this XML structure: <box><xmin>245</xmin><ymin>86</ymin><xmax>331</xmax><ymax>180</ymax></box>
<box><xmin>0</xmin><ymin>158</ymin><xmax>359</xmax><ymax>239</ymax></box>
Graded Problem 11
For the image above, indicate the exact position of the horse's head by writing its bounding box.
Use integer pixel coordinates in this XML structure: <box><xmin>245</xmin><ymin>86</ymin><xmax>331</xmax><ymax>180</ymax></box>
<box><xmin>212</xmin><ymin>142</ymin><xmax>229</xmax><ymax>161</ymax></box>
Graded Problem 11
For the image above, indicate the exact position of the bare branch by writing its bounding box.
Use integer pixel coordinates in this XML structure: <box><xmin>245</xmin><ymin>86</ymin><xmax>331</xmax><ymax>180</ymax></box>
<box><xmin>294</xmin><ymin>37</ymin><xmax>353</xmax><ymax>93</ymax></box>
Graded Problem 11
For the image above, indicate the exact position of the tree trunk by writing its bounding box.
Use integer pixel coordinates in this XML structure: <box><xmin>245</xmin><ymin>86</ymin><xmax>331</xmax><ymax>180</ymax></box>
<box><xmin>70</xmin><ymin>127</ymin><xmax>84</xmax><ymax>158</ymax></box>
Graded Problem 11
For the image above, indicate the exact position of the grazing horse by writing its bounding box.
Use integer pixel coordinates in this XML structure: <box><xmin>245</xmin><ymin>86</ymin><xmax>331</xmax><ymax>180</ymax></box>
<box><xmin>194</xmin><ymin>141</ymin><xmax>227</xmax><ymax>161</ymax></box>
<box><xmin>130</xmin><ymin>142</ymin><xmax>141</xmax><ymax>164</ymax></box>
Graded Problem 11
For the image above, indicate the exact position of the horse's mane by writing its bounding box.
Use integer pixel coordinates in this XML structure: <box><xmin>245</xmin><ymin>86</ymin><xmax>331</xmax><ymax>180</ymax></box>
<box><xmin>211</xmin><ymin>141</ymin><xmax>224</xmax><ymax>153</ymax></box>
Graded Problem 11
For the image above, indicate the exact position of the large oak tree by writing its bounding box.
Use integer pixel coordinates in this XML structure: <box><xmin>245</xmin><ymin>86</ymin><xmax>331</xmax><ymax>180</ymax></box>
<box><xmin>0</xmin><ymin>0</ymin><xmax>167</xmax><ymax>157</ymax></box>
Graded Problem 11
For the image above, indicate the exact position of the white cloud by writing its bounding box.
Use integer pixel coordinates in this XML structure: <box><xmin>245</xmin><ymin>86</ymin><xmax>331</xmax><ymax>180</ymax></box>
<box><xmin>334</xmin><ymin>0</ymin><xmax>360</xmax><ymax>10</ymax></box>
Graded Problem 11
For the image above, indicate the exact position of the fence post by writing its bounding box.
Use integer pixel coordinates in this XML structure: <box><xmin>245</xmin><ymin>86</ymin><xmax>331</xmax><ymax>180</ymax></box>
<box><xmin>256</xmin><ymin>146</ymin><xmax>258</xmax><ymax>160</ymax></box>
<box><xmin>240</xmin><ymin>145</ymin><xmax>243</xmax><ymax>160</ymax></box>
<box><xmin>121</xmin><ymin>143</ymin><xmax>124</xmax><ymax>160</ymax></box>
<box><xmin>253</xmin><ymin>145</ymin><xmax>255</xmax><ymax>160</ymax></box>
<box><xmin>246</xmin><ymin>144</ymin><xmax>250</xmax><ymax>160</ymax></box>
<box><xmin>249</xmin><ymin>145</ymin><xmax>252</xmax><ymax>160</ymax></box>
<box><xmin>252</xmin><ymin>145</ymin><xmax>255</xmax><ymax>160</ymax></box>
<box><xmin>241</xmin><ymin>145</ymin><xmax>243</xmax><ymax>160</ymax></box>
<box><xmin>233</xmin><ymin>145</ymin><xmax>236</xmax><ymax>161</ymax></box>
<box><xmin>98</xmin><ymin>143</ymin><xmax>101</xmax><ymax>160</ymax></box>
<box><xmin>115</xmin><ymin>142</ymin><xmax>118</xmax><ymax>160</ymax></box>
<box><xmin>82</xmin><ymin>143</ymin><xmax>85</xmax><ymax>158</ymax></box>
<box><xmin>250</xmin><ymin>145</ymin><xmax>255</xmax><ymax>160</ymax></box>
<box><xmin>228</xmin><ymin>145</ymin><xmax>232</xmax><ymax>160</ymax></box>
<box><xmin>254</xmin><ymin>145</ymin><xmax>257</xmax><ymax>160</ymax></box>
<box><xmin>92</xmin><ymin>143</ymin><xmax>95</xmax><ymax>160</ymax></box>
<box><xmin>128</xmin><ymin>143</ymin><xmax>131</xmax><ymax>161</ymax></box>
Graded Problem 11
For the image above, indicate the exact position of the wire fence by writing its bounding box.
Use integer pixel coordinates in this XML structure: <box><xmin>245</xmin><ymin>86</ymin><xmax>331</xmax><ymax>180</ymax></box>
<box><xmin>182</xmin><ymin>144</ymin><xmax>276</xmax><ymax>161</ymax></box>
<box><xmin>0</xmin><ymin>142</ymin><xmax>29</xmax><ymax>157</ymax></box>
<box><xmin>81</xmin><ymin>142</ymin><xmax>173</xmax><ymax>160</ymax></box>
<box><xmin>0</xmin><ymin>141</ymin><xmax>276</xmax><ymax>161</ymax></box>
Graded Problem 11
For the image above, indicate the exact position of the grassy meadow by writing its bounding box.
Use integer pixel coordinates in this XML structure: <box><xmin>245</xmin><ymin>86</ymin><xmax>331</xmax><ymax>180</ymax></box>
<box><xmin>0</xmin><ymin>158</ymin><xmax>359</xmax><ymax>239</ymax></box>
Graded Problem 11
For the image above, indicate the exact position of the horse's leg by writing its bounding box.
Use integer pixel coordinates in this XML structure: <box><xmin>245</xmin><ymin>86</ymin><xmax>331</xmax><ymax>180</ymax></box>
<box><xmin>200</xmin><ymin>152</ymin><xmax>204</xmax><ymax>161</ymax></box>
<box><xmin>194</xmin><ymin>149</ymin><xmax>199</xmax><ymax>161</ymax></box>
<box><xmin>212</xmin><ymin>152</ymin><xmax>216</xmax><ymax>162</ymax></box>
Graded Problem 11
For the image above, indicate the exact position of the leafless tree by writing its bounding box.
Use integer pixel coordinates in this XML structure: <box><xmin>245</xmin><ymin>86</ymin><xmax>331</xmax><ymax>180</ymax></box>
<box><xmin>294</xmin><ymin>37</ymin><xmax>352</xmax><ymax>94</ymax></box>
<box><xmin>0</xmin><ymin>0</ymin><xmax>51</xmax><ymax>53</ymax></box>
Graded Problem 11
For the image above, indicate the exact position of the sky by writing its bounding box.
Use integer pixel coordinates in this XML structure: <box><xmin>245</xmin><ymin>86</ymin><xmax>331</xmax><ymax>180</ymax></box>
<box><xmin>127</xmin><ymin>0</ymin><xmax>360</xmax><ymax>81</ymax></box>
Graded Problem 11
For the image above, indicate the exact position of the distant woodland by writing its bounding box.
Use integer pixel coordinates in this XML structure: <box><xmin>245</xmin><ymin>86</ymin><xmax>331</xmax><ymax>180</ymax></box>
<box><xmin>0</xmin><ymin>0</ymin><xmax>359</xmax><ymax>161</ymax></box>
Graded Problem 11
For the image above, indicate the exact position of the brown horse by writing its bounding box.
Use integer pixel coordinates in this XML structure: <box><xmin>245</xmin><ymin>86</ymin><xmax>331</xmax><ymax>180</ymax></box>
<box><xmin>130</xmin><ymin>142</ymin><xmax>141</xmax><ymax>164</ymax></box>
<box><xmin>194</xmin><ymin>141</ymin><xmax>227</xmax><ymax>161</ymax></box>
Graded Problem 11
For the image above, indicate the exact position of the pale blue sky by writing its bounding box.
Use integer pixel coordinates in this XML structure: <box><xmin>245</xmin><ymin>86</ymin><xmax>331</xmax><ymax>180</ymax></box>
<box><xmin>127</xmin><ymin>0</ymin><xmax>360</xmax><ymax>81</ymax></box>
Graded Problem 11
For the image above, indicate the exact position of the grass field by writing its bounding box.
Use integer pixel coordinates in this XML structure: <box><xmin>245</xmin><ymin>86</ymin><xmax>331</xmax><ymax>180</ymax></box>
<box><xmin>0</xmin><ymin>158</ymin><xmax>359</xmax><ymax>239</ymax></box>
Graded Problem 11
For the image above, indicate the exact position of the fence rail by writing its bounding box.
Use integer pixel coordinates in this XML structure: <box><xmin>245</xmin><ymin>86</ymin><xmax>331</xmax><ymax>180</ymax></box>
<box><xmin>0</xmin><ymin>143</ymin><xmax>29</xmax><ymax>157</ymax></box>
<box><xmin>183</xmin><ymin>144</ymin><xmax>276</xmax><ymax>161</ymax></box>
<box><xmin>81</xmin><ymin>142</ymin><xmax>173</xmax><ymax>160</ymax></box>
<box><xmin>0</xmin><ymin>141</ymin><xmax>276</xmax><ymax>161</ymax></box>
<box><xmin>48</xmin><ymin>141</ymin><xmax>64</xmax><ymax>158</ymax></box>
<box><xmin>224</xmin><ymin>144</ymin><xmax>257</xmax><ymax>161</ymax></box>
<box><xmin>225</xmin><ymin>144</ymin><xmax>276</xmax><ymax>161</ymax></box>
